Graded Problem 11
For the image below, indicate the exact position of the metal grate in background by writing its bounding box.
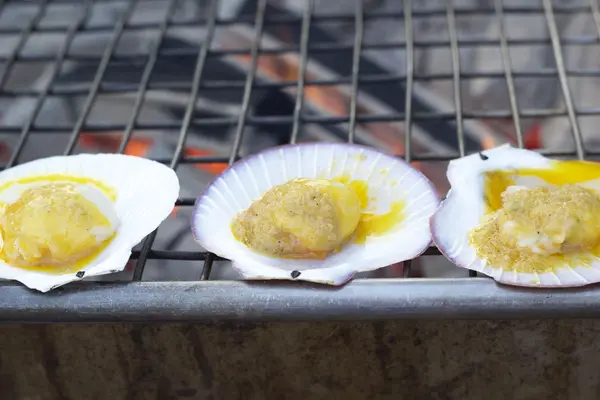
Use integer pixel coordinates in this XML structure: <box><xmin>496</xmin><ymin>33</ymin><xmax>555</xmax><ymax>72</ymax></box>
<box><xmin>0</xmin><ymin>0</ymin><xmax>599</xmax><ymax>287</ymax></box>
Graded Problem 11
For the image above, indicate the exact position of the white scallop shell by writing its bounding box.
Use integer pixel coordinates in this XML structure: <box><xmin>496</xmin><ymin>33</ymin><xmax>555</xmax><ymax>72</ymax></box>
<box><xmin>192</xmin><ymin>143</ymin><xmax>439</xmax><ymax>285</ymax></box>
<box><xmin>0</xmin><ymin>153</ymin><xmax>179</xmax><ymax>292</ymax></box>
<box><xmin>431</xmin><ymin>143</ymin><xmax>600</xmax><ymax>288</ymax></box>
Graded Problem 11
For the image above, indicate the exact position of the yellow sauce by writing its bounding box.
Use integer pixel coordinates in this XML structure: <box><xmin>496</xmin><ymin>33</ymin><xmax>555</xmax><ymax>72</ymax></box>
<box><xmin>332</xmin><ymin>175</ymin><xmax>369</xmax><ymax>209</ymax></box>
<box><xmin>484</xmin><ymin>171</ymin><xmax>515</xmax><ymax>213</ymax></box>
<box><xmin>231</xmin><ymin>175</ymin><xmax>405</xmax><ymax>259</ymax></box>
<box><xmin>475</xmin><ymin>161</ymin><xmax>600</xmax><ymax>273</ymax></box>
<box><xmin>0</xmin><ymin>174</ymin><xmax>117</xmax><ymax>201</ymax></box>
<box><xmin>0</xmin><ymin>175</ymin><xmax>117</xmax><ymax>274</ymax></box>
<box><xmin>484</xmin><ymin>160</ymin><xmax>600</xmax><ymax>213</ymax></box>
<box><xmin>351</xmin><ymin>154</ymin><xmax>367</xmax><ymax>162</ymax></box>
<box><xmin>354</xmin><ymin>201</ymin><xmax>405</xmax><ymax>244</ymax></box>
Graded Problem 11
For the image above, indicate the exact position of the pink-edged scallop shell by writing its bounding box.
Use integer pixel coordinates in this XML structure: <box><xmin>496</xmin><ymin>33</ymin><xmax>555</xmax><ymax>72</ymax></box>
<box><xmin>192</xmin><ymin>142</ymin><xmax>439</xmax><ymax>285</ymax></box>
<box><xmin>431</xmin><ymin>143</ymin><xmax>600</xmax><ymax>288</ymax></box>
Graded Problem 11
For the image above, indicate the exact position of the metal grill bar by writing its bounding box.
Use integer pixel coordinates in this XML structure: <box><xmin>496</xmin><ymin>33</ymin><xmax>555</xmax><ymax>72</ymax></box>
<box><xmin>134</xmin><ymin>0</ymin><xmax>219</xmax><ymax>280</ymax></box>
<box><xmin>288</xmin><ymin>0</ymin><xmax>312</xmax><ymax>145</ymax></box>
<box><xmin>197</xmin><ymin>0</ymin><xmax>268</xmax><ymax>281</ymax></box>
<box><xmin>494</xmin><ymin>0</ymin><xmax>523</xmax><ymax>149</ymax></box>
<box><xmin>1</xmin><ymin>107</ymin><xmax>599</xmax><ymax>132</ymax></box>
<box><xmin>6</xmin><ymin>36</ymin><xmax>600</xmax><ymax>66</ymax></box>
<box><xmin>5</xmin><ymin>278</ymin><xmax>600</xmax><ymax>322</ymax></box>
<box><xmin>0</xmin><ymin>3</ymin><xmax>595</xmax><ymax>38</ymax></box>
<box><xmin>0</xmin><ymin>0</ymin><xmax>39</xmax><ymax>89</ymax></box>
<box><xmin>543</xmin><ymin>0</ymin><xmax>585</xmax><ymax>160</ymax></box>
<box><xmin>1</xmin><ymin>0</ymin><xmax>600</xmax><ymax>321</ymax></box>
<box><xmin>124</xmin><ymin>0</ymin><xmax>180</xmax><ymax>278</ymax></box>
<box><xmin>346</xmin><ymin>0</ymin><xmax>363</xmax><ymax>145</ymax></box>
<box><xmin>0</xmin><ymin>68</ymin><xmax>599</xmax><ymax>95</ymax></box>
<box><xmin>446</xmin><ymin>1</ymin><xmax>477</xmax><ymax>278</ymax></box>
<box><xmin>6</xmin><ymin>0</ymin><xmax>93</xmax><ymax>166</ymax></box>
<box><xmin>446</xmin><ymin>2</ymin><xmax>465</xmax><ymax>159</ymax></box>
<box><xmin>63</xmin><ymin>0</ymin><xmax>138</xmax><ymax>155</ymax></box>
<box><xmin>401</xmin><ymin>0</ymin><xmax>414</xmax><ymax>279</ymax></box>
<box><xmin>116</xmin><ymin>0</ymin><xmax>179</xmax><ymax>154</ymax></box>
<box><xmin>591</xmin><ymin>0</ymin><xmax>600</xmax><ymax>39</ymax></box>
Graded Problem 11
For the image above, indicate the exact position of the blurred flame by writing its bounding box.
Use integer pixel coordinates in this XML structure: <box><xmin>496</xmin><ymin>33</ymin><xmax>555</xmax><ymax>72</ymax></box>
<box><xmin>79</xmin><ymin>133</ymin><xmax>228</xmax><ymax>220</ymax></box>
<box><xmin>481</xmin><ymin>134</ymin><xmax>496</xmax><ymax>150</ymax></box>
<box><xmin>79</xmin><ymin>133</ymin><xmax>152</xmax><ymax>157</ymax></box>
<box><xmin>183</xmin><ymin>147</ymin><xmax>228</xmax><ymax>175</ymax></box>
<box><xmin>524</xmin><ymin>122</ymin><xmax>542</xmax><ymax>149</ymax></box>
<box><xmin>79</xmin><ymin>133</ymin><xmax>226</xmax><ymax>174</ymax></box>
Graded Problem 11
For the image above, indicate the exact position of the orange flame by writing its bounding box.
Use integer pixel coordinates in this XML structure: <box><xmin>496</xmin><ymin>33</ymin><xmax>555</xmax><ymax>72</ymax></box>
<box><xmin>183</xmin><ymin>147</ymin><xmax>228</xmax><ymax>175</ymax></box>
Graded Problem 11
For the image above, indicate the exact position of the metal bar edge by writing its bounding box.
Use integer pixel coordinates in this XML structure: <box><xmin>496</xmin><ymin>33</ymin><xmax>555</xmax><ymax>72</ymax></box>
<box><xmin>0</xmin><ymin>279</ymin><xmax>598</xmax><ymax>323</ymax></box>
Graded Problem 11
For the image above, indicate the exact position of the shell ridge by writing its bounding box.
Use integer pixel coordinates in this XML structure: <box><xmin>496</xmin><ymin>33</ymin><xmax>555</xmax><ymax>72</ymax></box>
<box><xmin>244</xmin><ymin>162</ymin><xmax>261</xmax><ymax>200</ymax></box>
<box><xmin>446</xmin><ymin>235</ymin><xmax>462</xmax><ymax>259</ymax></box>
<box><xmin>340</xmin><ymin>147</ymin><xmax>349</xmax><ymax>177</ymax></box>
<box><xmin>202</xmin><ymin>195</ymin><xmax>223</xmax><ymax>213</ymax></box>
<box><xmin>365</xmin><ymin>153</ymin><xmax>382</xmax><ymax>182</ymax></box>
<box><xmin>231</xmin><ymin>169</ymin><xmax>252</xmax><ymax>205</ymax></box>
<box><xmin>566</xmin><ymin>266</ymin><xmax>588</xmax><ymax>284</ymax></box>
<box><xmin>312</xmin><ymin>145</ymin><xmax>319</xmax><ymax>176</ymax></box>
<box><xmin>280</xmin><ymin>148</ymin><xmax>288</xmax><ymax>181</ymax></box>
<box><xmin>296</xmin><ymin>146</ymin><xmax>303</xmax><ymax>177</ymax></box>
<box><xmin>208</xmin><ymin>183</ymin><xmax>236</xmax><ymax>215</ymax></box>
<box><xmin>221</xmin><ymin>174</ymin><xmax>244</xmax><ymax>211</ymax></box>
<box><xmin>394</xmin><ymin>166</ymin><xmax>413</xmax><ymax>188</ymax></box>
<box><xmin>353</xmin><ymin>149</ymin><xmax>366</xmax><ymax>176</ymax></box>
<box><xmin>402</xmin><ymin>174</ymin><xmax>425</xmax><ymax>198</ymax></box>
<box><xmin>259</xmin><ymin>154</ymin><xmax>273</xmax><ymax>188</ymax></box>
<box><xmin>547</xmin><ymin>271</ymin><xmax>562</xmax><ymax>285</ymax></box>
<box><xmin>404</xmin><ymin>184</ymin><xmax>432</xmax><ymax>208</ymax></box>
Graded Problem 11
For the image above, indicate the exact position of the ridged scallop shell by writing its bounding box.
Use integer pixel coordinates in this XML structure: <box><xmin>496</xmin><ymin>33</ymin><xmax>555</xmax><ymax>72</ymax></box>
<box><xmin>192</xmin><ymin>143</ymin><xmax>439</xmax><ymax>285</ymax></box>
<box><xmin>0</xmin><ymin>153</ymin><xmax>179</xmax><ymax>292</ymax></box>
<box><xmin>431</xmin><ymin>144</ymin><xmax>600</xmax><ymax>288</ymax></box>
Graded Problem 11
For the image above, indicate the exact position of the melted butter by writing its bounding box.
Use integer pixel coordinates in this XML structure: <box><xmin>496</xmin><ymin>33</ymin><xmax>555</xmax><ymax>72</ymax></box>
<box><xmin>331</xmin><ymin>175</ymin><xmax>405</xmax><ymax>242</ymax></box>
<box><xmin>351</xmin><ymin>154</ymin><xmax>367</xmax><ymax>162</ymax></box>
<box><xmin>335</xmin><ymin>176</ymin><xmax>405</xmax><ymax>243</ymax></box>
<box><xmin>0</xmin><ymin>174</ymin><xmax>117</xmax><ymax>202</ymax></box>
<box><xmin>520</xmin><ymin>160</ymin><xmax>600</xmax><ymax>184</ymax></box>
<box><xmin>0</xmin><ymin>176</ymin><xmax>117</xmax><ymax>274</ymax></box>
<box><xmin>484</xmin><ymin>171</ymin><xmax>515</xmax><ymax>212</ymax></box>
<box><xmin>332</xmin><ymin>175</ymin><xmax>369</xmax><ymax>209</ymax></box>
<box><xmin>354</xmin><ymin>201</ymin><xmax>405</xmax><ymax>244</ymax></box>
<box><xmin>484</xmin><ymin>160</ymin><xmax>600</xmax><ymax>213</ymax></box>
<box><xmin>8</xmin><ymin>231</ymin><xmax>117</xmax><ymax>275</ymax></box>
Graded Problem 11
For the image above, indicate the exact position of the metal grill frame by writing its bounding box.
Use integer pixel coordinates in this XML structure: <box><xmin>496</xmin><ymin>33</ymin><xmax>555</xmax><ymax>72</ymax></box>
<box><xmin>2</xmin><ymin>0</ymin><xmax>600</xmax><ymax>322</ymax></box>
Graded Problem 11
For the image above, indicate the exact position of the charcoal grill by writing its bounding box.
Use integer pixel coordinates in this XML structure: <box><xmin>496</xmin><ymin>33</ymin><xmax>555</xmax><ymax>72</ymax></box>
<box><xmin>1</xmin><ymin>0</ymin><xmax>600</xmax><ymax>322</ymax></box>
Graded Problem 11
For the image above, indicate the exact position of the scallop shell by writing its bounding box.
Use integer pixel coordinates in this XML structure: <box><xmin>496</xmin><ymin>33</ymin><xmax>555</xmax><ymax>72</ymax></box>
<box><xmin>192</xmin><ymin>143</ymin><xmax>439</xmax><ymax>285</ymax></box>
<box><xmin>431</xmin><ymin>143</ymin><xmax>600</xmax><ymax>288</ymax></box>
<box><xmin>0</xmin><ymin>153</ymin><xmax>179</xmax><ymax>292</ymax></box>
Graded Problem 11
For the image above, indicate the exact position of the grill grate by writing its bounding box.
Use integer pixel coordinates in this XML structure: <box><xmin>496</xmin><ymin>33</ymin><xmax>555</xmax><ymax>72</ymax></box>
<box><xmin>0</xmin><ymin>0</ymin><xmax>599</xmax><ymax>287</ymax></box>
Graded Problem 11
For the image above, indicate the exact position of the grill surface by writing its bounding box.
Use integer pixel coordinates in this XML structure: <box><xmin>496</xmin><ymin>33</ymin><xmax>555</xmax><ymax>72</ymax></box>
<box><xmin>2</xmin><ymin>0</ymin><xmax>600</xmax><ymax>322</ymax></box>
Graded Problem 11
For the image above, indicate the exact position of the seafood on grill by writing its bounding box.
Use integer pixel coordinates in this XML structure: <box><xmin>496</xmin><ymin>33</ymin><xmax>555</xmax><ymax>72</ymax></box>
<box><xmin>0</xmin><ymin>154</ymin><xmax>179</xmax><ymax>292</ymax></box>
<box><xmin>191</xmin><ymin>142</ymin><xmax>439</xmax><ymax>285</ymax></box>
<box><xmin>431</xmin><ymin>144</ymin><xmax>600</xmax><ymax>287</ymax></box>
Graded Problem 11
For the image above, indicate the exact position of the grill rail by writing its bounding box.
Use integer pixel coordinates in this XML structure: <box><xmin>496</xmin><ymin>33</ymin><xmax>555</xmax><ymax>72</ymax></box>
<box><xmin>1</xmin><ymin>0</ymin><xmax>600</xmax><ymax>321</ymax></box>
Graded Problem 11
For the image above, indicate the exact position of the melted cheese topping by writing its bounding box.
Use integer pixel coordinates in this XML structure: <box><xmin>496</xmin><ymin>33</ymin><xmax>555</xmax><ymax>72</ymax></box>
<box><xmin>0</xmin><ymin>180</ymin><xmax>117</xmax><ymax>273</ymax></box>
<box><xmin>470</xmin><ymin>184</ymin><xmax>600</xmax><ymax>273</ymax></box>
<box><xmin>231</xmin><ymin>176</ymin><xmax>405</xmax><ymax>259</ymax></box>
